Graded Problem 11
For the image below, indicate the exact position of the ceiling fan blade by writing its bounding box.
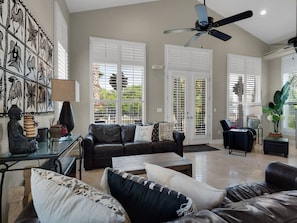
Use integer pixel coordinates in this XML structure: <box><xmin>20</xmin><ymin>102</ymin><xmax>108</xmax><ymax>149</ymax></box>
<box><xmin>208</xmin><ymin>29</ymin><xmax>231</xmax><ymax>41</ymax></box>
<box><xmin>213</xmin><ymin>10</ymin><xmax>253</xmax><ymax>27</ymax></box>
<box><xmin>184</xmin><ymin>32</ymin><xmax>203</xmax><ymax>47</ymax></box>
<box><xmin>164</xmin><ymin>28</ymin><xmax>196</xmax><ymax>34</ymax></box>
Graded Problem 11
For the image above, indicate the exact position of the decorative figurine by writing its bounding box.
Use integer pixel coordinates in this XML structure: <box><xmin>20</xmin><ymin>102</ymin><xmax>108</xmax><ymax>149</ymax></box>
<box><xmin>7</xmin><ymin>105</ymin><xmax>38</xmax><ymax>154</ymax></box>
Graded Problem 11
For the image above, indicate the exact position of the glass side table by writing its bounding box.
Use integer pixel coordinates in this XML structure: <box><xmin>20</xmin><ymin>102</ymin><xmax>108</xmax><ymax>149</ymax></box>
<box><xmin>0</xmin><ymin>134</ymin><xmax>82</xmax><ymax>223</ymax></box>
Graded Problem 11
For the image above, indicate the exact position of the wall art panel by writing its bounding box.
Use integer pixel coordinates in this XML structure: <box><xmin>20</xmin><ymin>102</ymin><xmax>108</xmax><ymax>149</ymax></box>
<box><xmin>0</xmin><ymin>0</ymin><xmax>54</xmax><ymax>115</ymax></box>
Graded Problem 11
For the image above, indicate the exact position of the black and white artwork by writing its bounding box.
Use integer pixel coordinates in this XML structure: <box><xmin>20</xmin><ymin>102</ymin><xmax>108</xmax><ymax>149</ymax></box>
<box><xmin>6</xmin><ymin>72</ymin><xmax>23</xmax><ymax>110</ymax></box>
<box><xmin>0</xmin><ymin>0</ymin><xmax>54</xmax><ymax>114</ymax></box>
<box><xmin>24</xmin><ymin>80</ymin><xmax>36</xmax><ymax>112</ymax></box>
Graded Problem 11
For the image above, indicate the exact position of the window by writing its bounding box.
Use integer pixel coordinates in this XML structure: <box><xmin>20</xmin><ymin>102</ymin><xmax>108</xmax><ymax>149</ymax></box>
<box><xmin>227</xmin><ymin>54</ymin><xmax>262</xmax><ymax>127</ymax></box>
<box><xmin>90</xmin><ymin>37</ymin><xmax>146</xmax><ymax>124</ymax></box>
<box><xmin>54</xmin><ymin>3</ymin><xmax>68</xmax><ymax>116</ymax></box>
<box><xmin>282</xmin><ymin>54</ymin><xmax>297</xmax><ymax>135</ymax></box>
<box><xmin>54</xmin><ymin>3</ymin><xmax>68</xmax><ymax>79</ymax></box>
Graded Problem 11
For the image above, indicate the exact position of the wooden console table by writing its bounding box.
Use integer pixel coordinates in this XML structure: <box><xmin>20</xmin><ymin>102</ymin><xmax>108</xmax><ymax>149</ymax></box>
<box><xmin>0</xmin><ymin>134</ymin><xmax>82</xmax><ymax>223</ymax></box>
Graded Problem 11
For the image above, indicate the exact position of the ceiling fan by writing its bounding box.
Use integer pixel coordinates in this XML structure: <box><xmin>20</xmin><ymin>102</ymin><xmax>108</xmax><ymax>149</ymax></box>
<box><xmin>164</xmin><ymin>0</ymin><xmax>253</xmax><ymax>47</ymax></box>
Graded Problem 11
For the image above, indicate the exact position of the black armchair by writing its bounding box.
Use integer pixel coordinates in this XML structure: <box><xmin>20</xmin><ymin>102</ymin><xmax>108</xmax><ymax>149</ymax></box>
<box><xmin>220</xmin><ymin>119</ymin><xmax>256</xmax><ymax>152</ymax></box>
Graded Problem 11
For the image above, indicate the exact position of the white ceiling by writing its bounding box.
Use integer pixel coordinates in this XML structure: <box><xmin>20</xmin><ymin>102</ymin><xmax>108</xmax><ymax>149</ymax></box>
<box><xmin>65</xmin><ymin>0</ymin><xmax>296</xmax><ymax>44</ymax></box>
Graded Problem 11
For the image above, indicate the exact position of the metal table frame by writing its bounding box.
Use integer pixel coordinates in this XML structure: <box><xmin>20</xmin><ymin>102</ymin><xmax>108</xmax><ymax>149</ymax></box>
<box><xmin>0</xmin><ymin>134</ymin><xmax>82</xmax><ymax>223</ymax></box>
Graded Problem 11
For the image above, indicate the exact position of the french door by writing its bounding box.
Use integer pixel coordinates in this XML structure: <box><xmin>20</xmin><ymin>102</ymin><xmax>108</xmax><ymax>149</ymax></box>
<box><xmin>166</xmin><ymin>70</ymin><xmax>211</xmax><ymax>145</ymax></box>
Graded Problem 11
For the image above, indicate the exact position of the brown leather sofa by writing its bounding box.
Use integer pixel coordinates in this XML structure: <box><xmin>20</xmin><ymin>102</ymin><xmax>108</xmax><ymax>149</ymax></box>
<box><xmin>82</xmin><ymin>123</ymin><xmax>185</xmax><ymax>170</ymax></box>
<box><xmin>15</xmin><ymin>161</ymin><xmax>297</xmax><ymax>223</ymax></box>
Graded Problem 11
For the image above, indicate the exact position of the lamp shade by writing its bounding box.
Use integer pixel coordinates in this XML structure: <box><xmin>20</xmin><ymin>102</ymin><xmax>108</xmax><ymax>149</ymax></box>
<box><xmin>51</xmin><ymin>79</ymin><xmax>80</xmax><ymax>102</ymax></box>
<box><xmin>51</xmin><ymin>79</ymin><xmax>80</xmax><ymax>135</ymax></box>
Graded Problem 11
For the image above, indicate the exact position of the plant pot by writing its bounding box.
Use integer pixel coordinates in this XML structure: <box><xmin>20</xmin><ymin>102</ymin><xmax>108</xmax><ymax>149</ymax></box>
<box><xmin>268</xmin><ymin>132</ymin><xmax>283</xmax><ymax>138</ymax></box>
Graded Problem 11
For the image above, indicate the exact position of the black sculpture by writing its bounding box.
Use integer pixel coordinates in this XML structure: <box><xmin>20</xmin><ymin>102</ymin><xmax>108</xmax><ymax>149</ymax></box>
<box><xmin>7</xmin><ymin>105</ymin><xmax>38</xmax><ymax>154</ymax></box>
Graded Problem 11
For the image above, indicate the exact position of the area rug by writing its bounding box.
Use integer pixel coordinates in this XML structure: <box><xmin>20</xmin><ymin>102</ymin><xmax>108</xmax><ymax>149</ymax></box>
<box><xmin>184</xmin><ymin>144</ymin><xmax>219</xmax><ymax>153</ymax></box>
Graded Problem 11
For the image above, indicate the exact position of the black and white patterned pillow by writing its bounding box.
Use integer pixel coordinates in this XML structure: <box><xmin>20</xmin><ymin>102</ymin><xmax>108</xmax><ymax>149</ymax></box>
<box><xmin>31</xmin><ymin>168</ymin><xmax>130</xmax><ymax>223</ymax></box>
<box><xmin>151</xmin><ymin>122</ymin><xmax>159</xmax><ymax>142</ymax></box>
<box><xmin>101</xmin><ymin>168</ymin><xmax>195</xmax><ymax>223</ymax></box>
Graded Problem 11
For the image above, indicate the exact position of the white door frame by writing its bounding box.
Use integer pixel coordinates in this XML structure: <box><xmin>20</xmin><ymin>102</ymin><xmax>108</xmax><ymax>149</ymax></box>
<box><xmin>164</xmin><ymin>45</ymin><xmax>213</xmax><ymax>145</ymax></box>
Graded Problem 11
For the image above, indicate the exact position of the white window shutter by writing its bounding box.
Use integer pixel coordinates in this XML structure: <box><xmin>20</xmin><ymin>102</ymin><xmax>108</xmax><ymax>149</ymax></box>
<box><xmin>90</xmin><ymin>37</ymin><xmax>146</xmax><ymax>124</ymax></box>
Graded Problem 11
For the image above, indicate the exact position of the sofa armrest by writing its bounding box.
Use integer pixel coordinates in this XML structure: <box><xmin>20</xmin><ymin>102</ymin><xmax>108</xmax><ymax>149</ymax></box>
<box><xmin>173</xmin><ymin>130</ymin><xmax>185</xmax><ymax>157</ymax></box>
<box><xmin>82</xmin><ymin>134</ymin><xmax>96</xmax><ymax>170</ymax></box>
<box><xmin>81</xmin><ymin>134</ymin><xmax>95</xmax><ymax>152</ymax></box>
<box><xmin>265</xmin><ymin>161</ymin><xmax>297</xmax><ymax>190</ymax></box>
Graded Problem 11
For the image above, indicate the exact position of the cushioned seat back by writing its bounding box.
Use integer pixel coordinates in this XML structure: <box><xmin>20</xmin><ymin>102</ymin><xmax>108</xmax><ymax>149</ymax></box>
<box><xmin>220</xmin><ymin>120</ymin><xmax>232</xmax><ymax>131</ymax></box>
<box><xmin>121</xmin><ymin>125</ymin><xmax>136</xmax><ymax>143</ymax></box>
<box><xmin>89</xmin><ymin>124</ymin><xmax>121</xmax><ymax>143</ymax></box>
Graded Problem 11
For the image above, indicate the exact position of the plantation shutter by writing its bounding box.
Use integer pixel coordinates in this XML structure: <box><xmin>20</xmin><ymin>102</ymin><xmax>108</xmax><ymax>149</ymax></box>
<box><xmin>165</xmin><ymin>44</ymin><xmax>212</xmax><ymax>142</ymax></box>
<box><xmin>55</xmin><ymin>3</ymin><xmax>68</xmax><ymax>80</ymax></box>
<box><xmin>90</xmin><ymin>37</ymin><xmax>146</xmax><ymax>124</ymax></box>
<box><xmin>227</xmin><ymin>54</ymin><xmax>262</xmax><ymax>126</ymax></box>
<box><xmin>194</xmin><ymin>79</ymin><xmax>207</xmax><ymax>134</ymax></box>
<box><xmin>54</xmin><ymin>3</ymin><xmax>69</xmax><ymax>118</ymax></box>
<box><xmin>172</xmin><ymin>75</ymin><xmax>186</xmax><ymax>132</ymax></box>
<box><xmin>281</xmin><ymin>54</ymin><xmax>297</xmax><ymax>135</ymax></box>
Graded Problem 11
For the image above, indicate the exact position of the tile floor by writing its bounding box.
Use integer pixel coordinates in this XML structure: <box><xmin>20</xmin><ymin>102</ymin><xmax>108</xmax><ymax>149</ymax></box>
<box><xmin>80</xmin><ymin>141</ymin><xmax>297</xmax><ymax>190</ymax></box>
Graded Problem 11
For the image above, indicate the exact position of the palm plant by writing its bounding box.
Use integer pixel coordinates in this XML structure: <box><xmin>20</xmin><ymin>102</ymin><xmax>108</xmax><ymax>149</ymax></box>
<box><xmin>262</xmin><ymin>77</ymin><xmax>295</xmax><ymax>134</ymax></box>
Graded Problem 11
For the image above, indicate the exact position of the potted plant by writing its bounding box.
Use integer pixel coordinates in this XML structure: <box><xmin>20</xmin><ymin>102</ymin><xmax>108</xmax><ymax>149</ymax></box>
<box><xmin>262</xmin><ymin>77</ymin><xmax>295</xmax><ymax>137</ymax></box>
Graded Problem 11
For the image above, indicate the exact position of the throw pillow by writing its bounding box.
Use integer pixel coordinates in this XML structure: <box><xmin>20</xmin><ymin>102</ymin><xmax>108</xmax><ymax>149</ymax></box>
<box><xmin>151</xmin><ymin>122</ymin><xmax>159</xmax><ymax>142</ymax></box>
<box><xmin>134</xmin><ymin>125</ymin><xmax>154</xmax><ymax>142</ymax></box>
<box><xmin>31</xmin><ymin>168</ymin><xmax>130</xmax><ymax>223</ymax></box>
<box><xmin>145</xmin><ymin>163</ymin><xmax>226</xmax><ymax>211</ymax></box>
<box><xmin>159</xmin><ymin>122</ymin><xmax>174</xmax><ymax>141</ymax></box>
<box><xmin>100</xmin><ymin>168</ymin><xmax>195</xmax><ymax>223</ymax></box>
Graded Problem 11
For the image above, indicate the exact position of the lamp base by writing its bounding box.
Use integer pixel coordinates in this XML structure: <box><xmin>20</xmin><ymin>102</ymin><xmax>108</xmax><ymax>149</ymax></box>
<box><xmin>59</xmin><ymin>101</ymin><xmax>74</xmax><ymax>134</ymax></box>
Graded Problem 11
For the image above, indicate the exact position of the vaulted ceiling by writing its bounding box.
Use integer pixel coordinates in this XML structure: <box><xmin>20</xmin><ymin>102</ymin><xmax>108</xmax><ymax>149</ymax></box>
<box><xmin>65</xmin><ymin>0</ymin><xmax>296</xmax><ymax>45</ymax></box>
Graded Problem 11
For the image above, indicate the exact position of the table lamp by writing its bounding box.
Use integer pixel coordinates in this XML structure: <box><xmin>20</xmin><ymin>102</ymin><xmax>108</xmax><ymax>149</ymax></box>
<box><xmin>51</xmin><ymin>79</ymin><xmax>80</xmax><ymax>135</ymax></box>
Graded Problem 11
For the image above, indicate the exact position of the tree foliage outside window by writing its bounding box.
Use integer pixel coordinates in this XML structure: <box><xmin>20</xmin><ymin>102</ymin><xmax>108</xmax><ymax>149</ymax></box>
<box><xmin>93</xmin><ymin>64</ymin><xmax>144</xmax><ymax>124</ymax></box>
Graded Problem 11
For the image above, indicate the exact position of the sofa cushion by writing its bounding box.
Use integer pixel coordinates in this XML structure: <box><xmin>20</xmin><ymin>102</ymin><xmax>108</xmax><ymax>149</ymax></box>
<box><xmin>31</xmin><ymin>168</ymin><xmax>130</xmax><ymax>223</ymax></box>
<box><xmin>152</xmin><ymin>141</ymin><xmax>177</xmax><ymax>153</ymax></box>
<box><xmin>121</xmin><ymin>125</ymin><xmax>136</xmax><ymax>142</ymax></box>
<box><xmin>214</xmin><ymin>190</ymin><xmax>297</xmax><ymax>223</ymax></box>
<box><xmin>124</xmin><ymin>142</ymin><xmax>153</xmax><ymax>155</ymax></box>
<box><xmin>145</xmin><ymin>163</ymin><xmax>226</xmax><ymax>211</ymax></box>
<box><xmin>134</xmin><ymin>125</ymin><xmax>154</xmax><ymax>142</ymax></box>
<box><xmin>89</xmin><ymin>124</ymin><xmax>121</xmax><ymax>143</ymax></box>
<box><xmin>100</xmin><ymin>168</ymin><xmax>195</xmax><ymax>223</ymax></box>
<box><xmin>93</xmin><ymin>144</ymin><xmax>124</xmax><ymax>156</ymax></box>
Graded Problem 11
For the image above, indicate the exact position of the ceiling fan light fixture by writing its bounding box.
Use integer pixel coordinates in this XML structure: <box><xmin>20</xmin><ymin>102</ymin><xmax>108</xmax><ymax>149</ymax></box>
<box><xmin>196</xmin><ymin>4</ymin><xmax>208</xmax><ymax>26</ymax></box>
<box><xmin>164</xmin><ymin>3</ymin><xmax>253</xmax><ymax>47</ymax></box>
